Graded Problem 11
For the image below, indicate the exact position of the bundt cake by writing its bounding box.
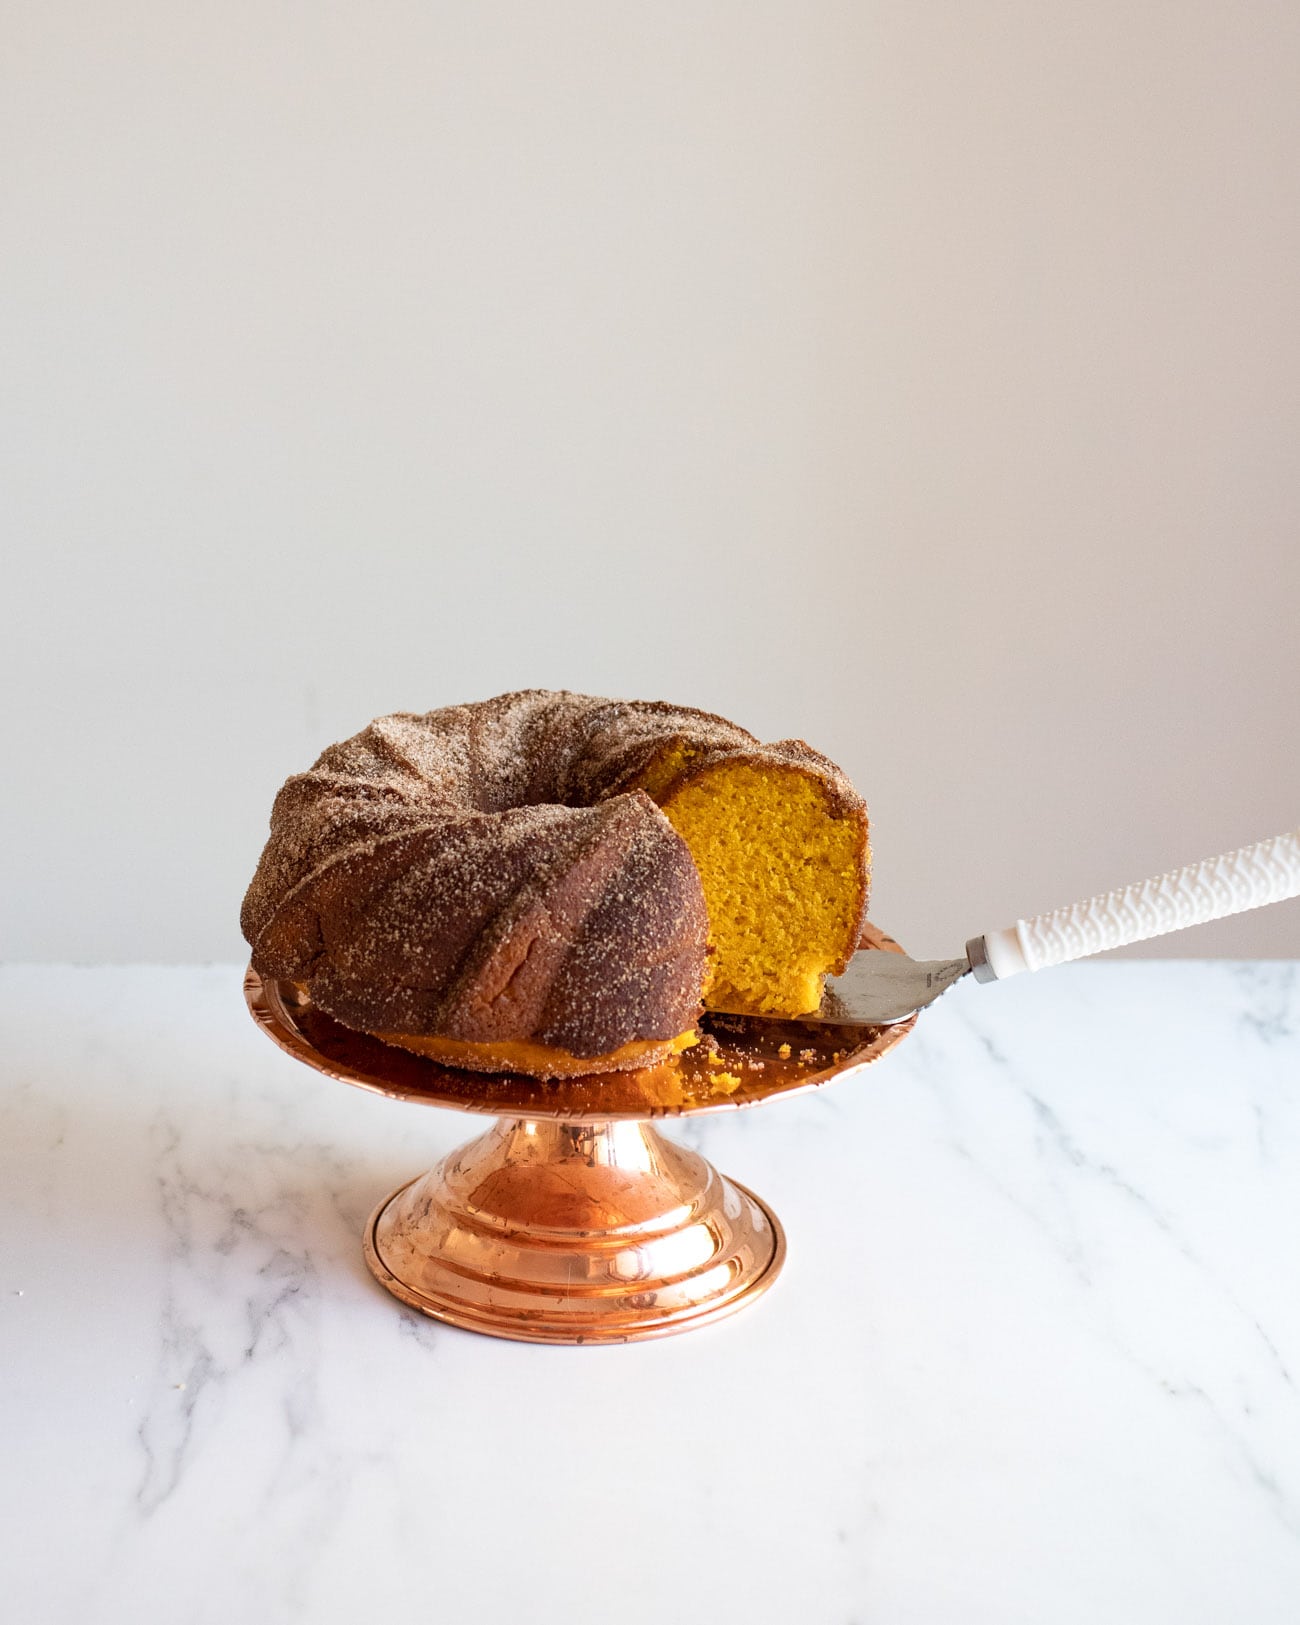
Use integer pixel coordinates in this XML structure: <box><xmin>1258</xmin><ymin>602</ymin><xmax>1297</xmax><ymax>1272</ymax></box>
<box><xmin>241</xmin><ymin>690</ymin><xmax>870</xmax><ymax>1078</ymax></box>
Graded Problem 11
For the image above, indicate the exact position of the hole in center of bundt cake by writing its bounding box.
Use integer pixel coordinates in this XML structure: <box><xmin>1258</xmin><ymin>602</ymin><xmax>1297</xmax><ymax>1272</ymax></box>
<box><xmin>657</xmin><ymin>762</ymin><xmax>865</xmax><ymax>1017</ymax></box>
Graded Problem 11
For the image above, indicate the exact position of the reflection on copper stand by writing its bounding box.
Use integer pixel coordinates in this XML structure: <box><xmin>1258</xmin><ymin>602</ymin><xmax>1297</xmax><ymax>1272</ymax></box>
<box><xmin>245</xmin><ymin>924</ymin><xmax>915</xmax><ymax>1344</ymax></box>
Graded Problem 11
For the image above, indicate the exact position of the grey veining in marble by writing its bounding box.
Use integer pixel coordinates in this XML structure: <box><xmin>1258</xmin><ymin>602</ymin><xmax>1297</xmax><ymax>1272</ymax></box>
<box><xmin>2</xmin><ymin>962</ymin><xmax>1299</xmax><ymax>1624</ymax></box>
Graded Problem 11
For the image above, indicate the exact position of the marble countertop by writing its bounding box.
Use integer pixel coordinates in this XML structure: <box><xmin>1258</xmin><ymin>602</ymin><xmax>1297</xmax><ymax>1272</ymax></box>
<box><xmin>3</xmin><ymin>961</ymin><xmax>1299</xmax><ymax>1624</ymax></box>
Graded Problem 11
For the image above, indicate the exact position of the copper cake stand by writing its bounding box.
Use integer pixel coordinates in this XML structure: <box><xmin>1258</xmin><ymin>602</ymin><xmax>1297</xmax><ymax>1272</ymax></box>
<box><xmin>244</xmin><ymin>924</ymin><xmax>916</xmax><ymax>1345</ymax></box>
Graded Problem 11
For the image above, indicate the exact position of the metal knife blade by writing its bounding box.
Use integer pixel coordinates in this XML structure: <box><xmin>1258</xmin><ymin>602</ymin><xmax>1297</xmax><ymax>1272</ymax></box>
<box><xmin>707</xmin><ymin>950</ymin><xmax>971</xmax><ymax>1027</ymax></box>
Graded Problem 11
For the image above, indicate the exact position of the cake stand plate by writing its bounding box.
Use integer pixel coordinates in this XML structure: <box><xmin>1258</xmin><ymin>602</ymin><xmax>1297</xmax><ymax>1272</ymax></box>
<box><xmin>245</xmin><ymin>923</ymin><xmax>916</xmax><ymax>1344</ymax></box>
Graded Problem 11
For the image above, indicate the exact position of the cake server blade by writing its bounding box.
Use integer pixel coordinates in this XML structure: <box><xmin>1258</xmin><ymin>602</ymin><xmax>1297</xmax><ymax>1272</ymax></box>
<box><xmin>811</xmin><ymin>950</ymin><xmax>970</xmax><ymax>1025</ymax></box>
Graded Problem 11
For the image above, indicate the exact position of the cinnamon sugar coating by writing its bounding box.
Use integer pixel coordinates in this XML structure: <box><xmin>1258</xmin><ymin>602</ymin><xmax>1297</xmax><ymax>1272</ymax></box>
<box><xmin>241</xmin><ymin>690</ymin><xmax>864</xmax><ymax>1063</ymax></box>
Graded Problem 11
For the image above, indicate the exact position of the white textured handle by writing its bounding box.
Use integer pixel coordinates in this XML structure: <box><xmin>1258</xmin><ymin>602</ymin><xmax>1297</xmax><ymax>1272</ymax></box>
<box><xmin>979</xmin><ymin>828</ymin><xmax>1300</xmax><ymax>978</ymax></box>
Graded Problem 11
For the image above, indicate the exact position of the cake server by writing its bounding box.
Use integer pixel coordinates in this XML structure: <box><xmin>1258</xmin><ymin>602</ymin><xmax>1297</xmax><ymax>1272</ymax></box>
<box><xmin>718</xmin><ymin>827</ymin><xmax>1300</xmax><ymax>1027</ymax></box>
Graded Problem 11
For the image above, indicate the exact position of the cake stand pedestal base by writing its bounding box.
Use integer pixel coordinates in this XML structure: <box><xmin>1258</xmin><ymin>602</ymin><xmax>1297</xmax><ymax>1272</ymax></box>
<box><xmin>363</xmin><ymin>1117</ymin><xmax>786</xmax><ymax>1345</ymax></box>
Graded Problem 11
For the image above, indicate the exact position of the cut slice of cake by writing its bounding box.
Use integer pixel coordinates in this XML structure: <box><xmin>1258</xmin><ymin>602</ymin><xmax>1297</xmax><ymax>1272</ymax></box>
<box><xmin>631</xmin><ymin>738</ymin><xmax>870</xmax><ymax>1018</ymax></box>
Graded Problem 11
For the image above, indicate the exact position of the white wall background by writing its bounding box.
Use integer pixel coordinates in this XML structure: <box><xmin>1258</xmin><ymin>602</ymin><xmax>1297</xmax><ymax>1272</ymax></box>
<box><xmin>4</xmin><ymin>1</ymin><xmax>1299</xmax><ymax>964</ymax></box>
